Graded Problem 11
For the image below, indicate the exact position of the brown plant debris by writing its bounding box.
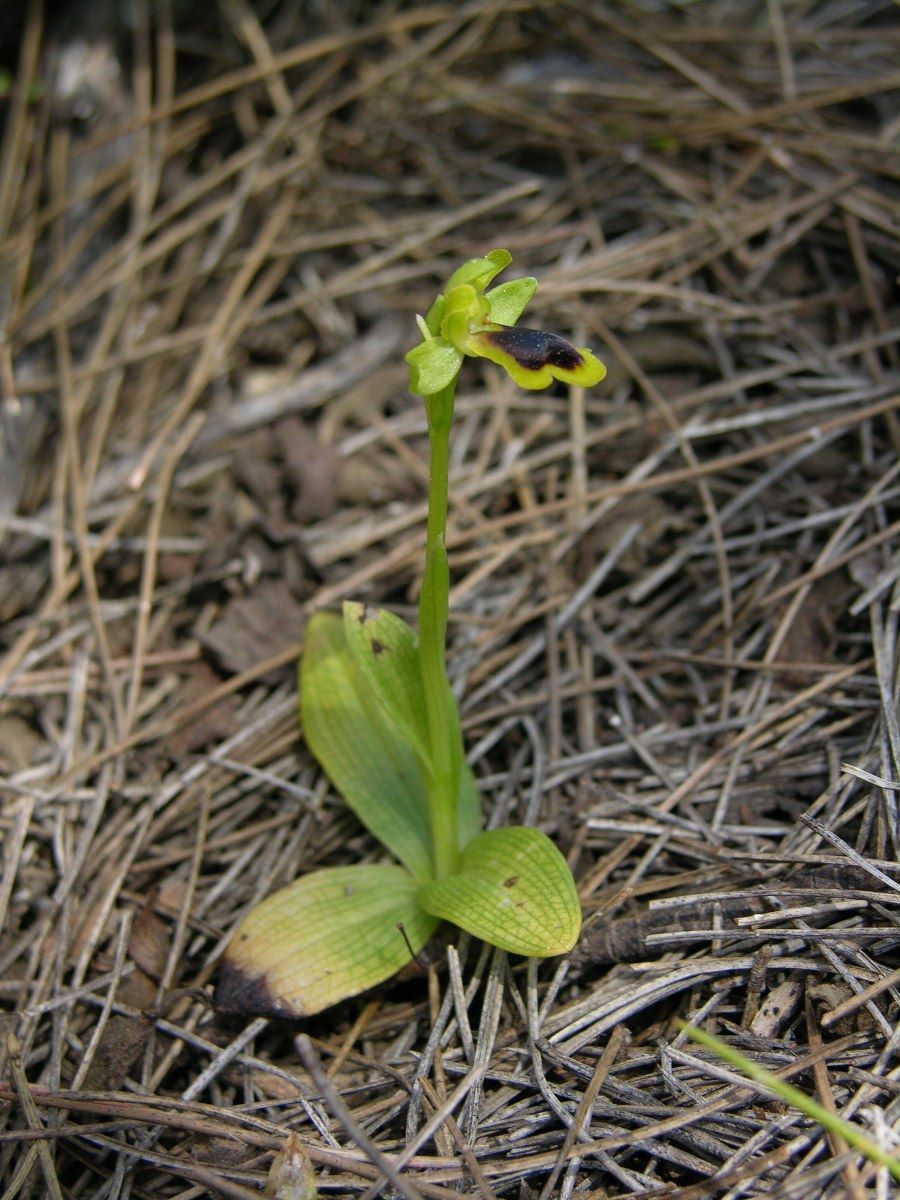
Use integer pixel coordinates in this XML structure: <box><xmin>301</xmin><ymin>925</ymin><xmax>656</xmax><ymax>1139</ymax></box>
<box><xmin>1</xmin><ymin>2</ymin><xmax>899</xmax><ymax>1197</ymax></box>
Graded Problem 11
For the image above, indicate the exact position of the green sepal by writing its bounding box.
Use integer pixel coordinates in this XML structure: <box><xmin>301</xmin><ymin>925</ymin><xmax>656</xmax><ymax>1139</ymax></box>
<box><xmin>484</xmin><ymin>276</ymin><xmax>537</xmax><ymax>325</ymax></box>
<box><xmin>445</xmin><ymin>248</ymin><xmax>511</xmax><ymax>293</ymax></box>
<box><xmin>419</xmin><ymin>250</ymin><xmax>512</xmax><ymax>345</ymax></box>
<box><xmin>300</xmin><ymin>611</ymin><xmax>433</xmax><ymax>882</ymax></box>
<box><xmin>218</xmin><ymin>864</ymin><xmax>438</xmax><ymax>1017</ymax></box>
<box><xmin>342</xmin><ymin>601</ymin><xmax>432</xmax><ymax>768</ymax></box>
<box><xmin>405</xmin><ymin>337</ymin><xmax>463</xmax><ymax>398</ymax></box>
<box><xmin>417</xmin><ymin>826</ymin><xmax>581</xmax><ymax>956</ymax></box>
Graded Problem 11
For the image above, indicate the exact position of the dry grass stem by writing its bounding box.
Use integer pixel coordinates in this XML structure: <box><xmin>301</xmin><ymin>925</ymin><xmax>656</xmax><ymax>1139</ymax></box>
<box><xmin>1</xmin><ymin>2</ymin><xmax>898</xmax><ymax>1196</ymax></box>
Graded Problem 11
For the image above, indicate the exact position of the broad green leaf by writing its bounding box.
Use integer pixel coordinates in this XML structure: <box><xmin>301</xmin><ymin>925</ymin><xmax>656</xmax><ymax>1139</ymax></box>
<box><xmin>457</xmin><ymin>759</ymin><xmax>482</xmax><ymax>848</ymax></box>
<box><xmin>300</xmin><ymin>611</ymin><xmax>433</xmax><ymax>882</ymax></box>
<box><xmin>343</xmin><ymin>601</ymin><xmax>432</xmax><ymax>767</ymax></box>
<box><xmin>418</xmin><ymin>826</ymin><xmax>581</xmax><ymax>956</ymax></box>
<box><xmin>217</xmin><ymin>865</ymin><xmax>438</xmax><ymax>1017</ymax></box>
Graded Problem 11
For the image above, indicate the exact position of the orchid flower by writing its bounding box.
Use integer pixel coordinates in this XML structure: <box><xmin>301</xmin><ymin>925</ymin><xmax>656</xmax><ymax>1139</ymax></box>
<box><xmin>405</xmin><ymin>248</ymin><xmax>606</xmax><ymax>396</ymax></box>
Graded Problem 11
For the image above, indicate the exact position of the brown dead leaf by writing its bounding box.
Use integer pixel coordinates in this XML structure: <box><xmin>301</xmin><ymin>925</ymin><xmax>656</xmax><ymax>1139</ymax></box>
<box><xmin>194</xmin><ymin>1135</ymin><xmax>258</xmax><ymax>1169</ymax></box>
<box><xmin>232</xmin><ymin>426</ymin><xmax>285</xmax><ymax>516</ymax></box>
<box><xmin>749</xmin><ymin>979</ymin><xmax>802</xmax><ymax>1038</ymax></box>
<box><xmin>249</xmin><ymin>1067</ymin><xmax>311</xmax><ymax>1101</ymax></box>
<box><xmin>576</xmin><ymin>493</ymin><xmax>683</xmax><ymax>585</ymax></box>
<box><xmin>0</xmin><ymin>713</ymin><xmax>44</xmax><ymax>773</ymax></box>
<box><xmin>600</xmin><ymin>328</ymin><xmax>716</xmax><ymax>394</ymax></box>
<box><xmin>157</xmin><ymin>878</ymin><xmax>189</xmax><ymax>914</ymax></box>
<box><xmin>0</xmin><ymin>395</ymin><xmax>44</xmax><ymax>523</ymax></box>
<box><xmin>0</xmin><ymin>562</ymin><xmax>46</xmax><ymax>624</ymax></box>
<box><xmin>265</xmin><ymin>1131</ymin><xmax>317</xmax><ymax>1199</ymax></box>
<box><xmin>129</xmin><ymin>899</ymin><xmax>170</xmax><ymax>982</ymax></box>
<box><xmin>774</xmin><ymin>574</ymin><xmax>847</xmax><ymax>680</ymax></box>
<box><xmin>199</xmin><ymin>579</ymin><xmax>305</xmax><ymax>677</ymax></box>
<box><xmin>81</xmin><ymin>1012</ymin><xmax>153</xmax><ymax>1090</ymax></box>
<box><xmin>273</xmin><ymin>417</ymin><xmax>342</xmax><ymax>524</ymax></box>
<box><xmin>338</xmin><ymin>447</ymin><xmax>418</xmax><ymax>507</ymax></box>
<box><xmin>119</xmin><ymin>967</ymin><xmax>158</xmax><ymax>1010</ymax></box>
<box><xmin>808</xmin><ymin>980</ymin><xmax>876</xmax><ymax>1035</ymax></box>
<box><xmin>317</xmin><ymin>364</ymin><xmax>405</xmax><ymax>439</ymax></box>
<box><xmin>167</xmin><ymin>661</ymin><xmax>240</xmax><ymax>756</ymax></box>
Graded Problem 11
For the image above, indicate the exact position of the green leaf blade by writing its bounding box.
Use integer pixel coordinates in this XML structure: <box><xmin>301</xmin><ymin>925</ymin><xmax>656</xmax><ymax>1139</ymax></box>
<box><xmin>217</xmin><ymin>865</ymin><xmax>438</xmax><ymax>1017</ymax></box>
<box><xmin>418</xmin><ymin>826</ymin><xmax>581</xmax><ymax>956</ymax></box>
<box><xmin>300</xmin><ymin>611</ymin><xmax>433</xmax><ymax>881</ymax></box>
<box><xmin>342</xmin><ymin>601</ymin><xmax>432</xmax><ymax>767</ymax></box>
<box><xmin>456</xmin><ymin>755</ymin><xmax>482</xmax><ymax>849</ymax></box>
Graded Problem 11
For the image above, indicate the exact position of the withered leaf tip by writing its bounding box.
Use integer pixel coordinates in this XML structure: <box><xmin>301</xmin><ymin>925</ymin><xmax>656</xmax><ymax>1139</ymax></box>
<box><xmin>214</xmin><ymin>960</ymin><xmax>302</xmax><ymax>1020</ymax></box>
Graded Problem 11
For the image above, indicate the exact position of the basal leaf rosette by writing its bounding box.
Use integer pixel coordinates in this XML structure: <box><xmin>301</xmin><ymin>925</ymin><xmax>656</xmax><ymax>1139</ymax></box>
<box><xmin>406</xmin><ymin>248</ymin><xmax>606</xmax><ymax>397</ymax></box>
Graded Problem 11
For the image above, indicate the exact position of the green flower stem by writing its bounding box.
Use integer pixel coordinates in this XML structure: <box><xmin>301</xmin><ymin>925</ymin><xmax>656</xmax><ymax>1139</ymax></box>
<box><xmin>420</xmin><ymin>384</ymin><xmax>460</xmax><ymax>880</ymax></box>
<box><xmin>424</xmin><ymin>386</ymin><xmax>453</xmax><ymax>547</ymax></box>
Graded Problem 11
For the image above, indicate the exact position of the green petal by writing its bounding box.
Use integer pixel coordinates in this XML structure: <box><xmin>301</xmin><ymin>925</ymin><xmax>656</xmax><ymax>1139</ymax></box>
<box><xmin>485</xmin><ymin>277</ymin><xmax>537</xmax><ymax>325</ymax></box>
<box><xmin>405</xmin><ymin>337</ymin><xmax>463</xmax><ymax>397</ymax></box>
<box><xmin>438</xmin><ymin>284</ymin><xmax>490</xmax><ymax>352</ymax></box>
<box><xmin>420</xmin><ymin>251</ymin><xmax>514</xmax><ymax>351</ymax></box>
<box><xmin>300</xmin><ymin>612</ymin><xmax>433</xmax><ymax>881</ymax></box>
<box><xmin>466</xmin><ymin>326</ymin><xmax>606</xmax><ymax>391</ymax></box>
<box><xmin>218</xmin><ymin>864</ymin><xmax>438</xmax><ymax>1017</ymax></box>
<box><xmin>418</xmin><ymin>826</ymin><xmax>581</xmax><ymax>956</ymax></box>
<box><xmin>445</xmin><ymin>248</ymin><xmax>511</xmax><ymax>294</ymax></box>
<box><xmin>424</xmin><ymin>295</ymin><xmax>445</xmax><ymax>336</ymax></box>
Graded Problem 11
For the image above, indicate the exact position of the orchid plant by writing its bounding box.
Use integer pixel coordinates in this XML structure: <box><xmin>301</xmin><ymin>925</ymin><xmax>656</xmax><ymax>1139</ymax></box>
<box><xmin>218</xmin><ymin>250</ymin><xmax>606</xmax><ymax>1018</ymax></box>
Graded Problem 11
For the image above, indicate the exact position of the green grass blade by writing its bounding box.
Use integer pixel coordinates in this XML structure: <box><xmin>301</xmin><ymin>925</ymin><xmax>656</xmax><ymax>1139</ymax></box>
<box><xmin>218</xmin><ymin>864</ymin><xmax>437</xmax><ymax>1017</ymax></box>
<box><xmin>300</xmin><ymin>611</ymin><xmax>433</xmax><ymax>881</ymax></box>
<box><xmin>418</xmin><ymin>826</ymin><xmax>581</xmax><ymax>956</ymax></box>
<box><xmin>681</xmin><ymin>1022</ymin><xmax>900</xmax><ymax>1182</ymax></box>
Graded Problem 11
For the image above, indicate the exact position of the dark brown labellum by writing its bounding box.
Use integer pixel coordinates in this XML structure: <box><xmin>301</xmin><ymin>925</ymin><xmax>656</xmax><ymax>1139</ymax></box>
<box><xmin>482</xmin><ymin>326</ymin><xmax>582</xmax><ymax>372</ymax></box>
